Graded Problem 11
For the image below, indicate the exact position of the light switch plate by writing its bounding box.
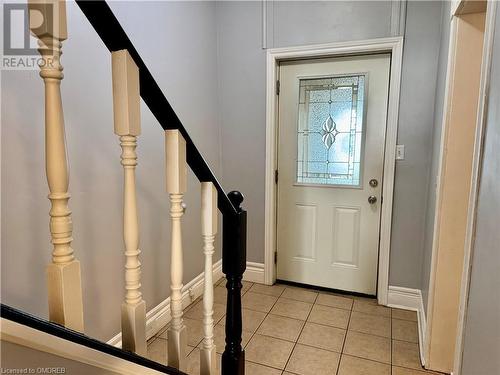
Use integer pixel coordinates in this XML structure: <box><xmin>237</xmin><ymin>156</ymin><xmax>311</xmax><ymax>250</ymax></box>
<box><xmin>396</xmin><ymin>144</ymin><xmax>405</xmax><ymax>160</ymax></box>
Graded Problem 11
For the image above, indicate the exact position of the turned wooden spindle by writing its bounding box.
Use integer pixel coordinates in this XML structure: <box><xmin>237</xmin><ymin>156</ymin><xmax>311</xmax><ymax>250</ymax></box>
<box><xmin>200</xmin><ymin>182</ymin><xmax>218</xmax><ymax>375</ymax></box>
<box><xmin>111</xmin><ymin>49</ymin><xmax>146</xmax><ymax>355</ymax></box>
<box><xmin>165</xmin><ymin>130</ymin><xmax>188</xmax><ymax>371</ymax></box>
<box><xmin>28</xmin><ymin>0</ymin><xmax>84</xmax><ymax>332</ymax></box>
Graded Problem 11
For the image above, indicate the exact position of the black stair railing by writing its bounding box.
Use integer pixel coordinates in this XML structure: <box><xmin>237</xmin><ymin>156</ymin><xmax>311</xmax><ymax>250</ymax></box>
<box><xmin>75</xmin><ymin>2</ymin><xmax>247</xmax><ymax>374</ymax></box>
<box><xmin>0</xmin><ymin>304</ymin><xmax>187</xmax><ymax>375</ymax></box>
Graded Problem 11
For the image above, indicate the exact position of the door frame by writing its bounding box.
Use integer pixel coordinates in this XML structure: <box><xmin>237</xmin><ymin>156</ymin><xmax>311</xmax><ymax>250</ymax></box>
<box><xmin>452</xmin><ymin>4</ymin><xmax>496</xmax><ymax>375</ymax></box>
<box><xmin>264</xmin><ymin>37</ymin><xmax>404</xmax><ymax>305</ymax></box>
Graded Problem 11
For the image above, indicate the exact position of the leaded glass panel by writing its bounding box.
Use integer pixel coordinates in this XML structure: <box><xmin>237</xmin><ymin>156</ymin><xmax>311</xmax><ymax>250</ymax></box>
<box><xmin>296</xmin><ymin>75</ymin><xmax>366</xmax><ymax>186</ymax></box>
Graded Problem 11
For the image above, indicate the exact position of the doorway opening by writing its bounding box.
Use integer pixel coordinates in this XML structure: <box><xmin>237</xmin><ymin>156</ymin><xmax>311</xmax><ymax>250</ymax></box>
<box><xmin>264</xmin><ymin>37</ymin><xmax>404</xmax><ymax>305</ymax></box>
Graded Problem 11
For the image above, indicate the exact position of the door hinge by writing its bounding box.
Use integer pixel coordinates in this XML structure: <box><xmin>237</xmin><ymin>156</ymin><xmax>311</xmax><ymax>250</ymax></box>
<box><xmin>274</xmin><ymin>251</ymin><xmax>278</xmax><ymax>264</ymax></box>
<box><xmin>276</xmin><ymin>80</ymin><xmax>280</xmax><ymax>95</ymax></box>
<box><xmin>274</xmin><ymin>169</ymin><xmax>279</xmax><ymax>184</ymax></box>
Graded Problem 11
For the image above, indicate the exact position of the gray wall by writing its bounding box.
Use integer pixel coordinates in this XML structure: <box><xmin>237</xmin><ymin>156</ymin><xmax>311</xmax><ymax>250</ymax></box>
<box><xmin>217</xmin><ymin>1</ymin><xmax>443</xmax><ymax>289</ymax></box>
<box><xmin>1</xmin><ymin>1</ymin><xmax>221</xmax><ymax>341</ymax></box>
<box><xmin>461</xmin><ymin>6</ymin><xmax>500</xmax><ymax>374</ymax></box>
<box><xmin>421</xmin><ymin>1</ymin><xmax>451</xmax><ymax>311</ymax></box>
<box><xmin>389</xmin><ymin>1</ymin><xmax>443</xmax><ymax>288</ymax></box>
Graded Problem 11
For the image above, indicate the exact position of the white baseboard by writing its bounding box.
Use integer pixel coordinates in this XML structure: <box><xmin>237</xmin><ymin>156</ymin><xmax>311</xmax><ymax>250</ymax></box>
<box><xmin>107</xmin><ymin>259</ymin><xmax>223</xmax><ymax>347</ymax></box>
<box><xmin>243</xmin><ymin>262</ymin><xmax>265</xmax><ymax>284</ymax></box>
<box><xmin>387</xmin><ymin>286</ymin><xmax>427</xmax><ymax>366</ymax></box>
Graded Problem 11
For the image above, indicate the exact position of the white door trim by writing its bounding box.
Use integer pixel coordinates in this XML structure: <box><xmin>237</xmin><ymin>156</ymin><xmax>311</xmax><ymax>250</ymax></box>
<box><xmin>264</xmin><ymin>37</ymin><xmax>404</xmax><ymax>305</ymax></box>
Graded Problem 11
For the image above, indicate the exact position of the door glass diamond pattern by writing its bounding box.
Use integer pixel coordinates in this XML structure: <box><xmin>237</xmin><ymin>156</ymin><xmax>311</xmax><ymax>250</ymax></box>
<box><xmin>296</xmin><ymin>75</ymin><xmax>366</xmax><ymax>186</ymax></box>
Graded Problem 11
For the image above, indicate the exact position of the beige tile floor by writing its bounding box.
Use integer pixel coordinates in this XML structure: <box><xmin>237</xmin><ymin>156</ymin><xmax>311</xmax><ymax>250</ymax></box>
<box><xmin>147</xmin><ymin>279</ymin><xmax>442</xmax><ymax>375</ymax></box>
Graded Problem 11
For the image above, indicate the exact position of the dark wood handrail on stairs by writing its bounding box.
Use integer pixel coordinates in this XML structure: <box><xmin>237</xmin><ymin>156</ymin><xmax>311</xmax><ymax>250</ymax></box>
<box><xmin>75</xmin><ymin>2</ymin><xmax>247</xmax><ymax>374</ymax></box>
<box><xmin>0</xmin><ymin>304</ymin><xmax>187</xmax><ymax>375</ymax></box>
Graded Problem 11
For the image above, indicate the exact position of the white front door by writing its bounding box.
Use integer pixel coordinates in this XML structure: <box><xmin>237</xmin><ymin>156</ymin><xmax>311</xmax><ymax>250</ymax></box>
<box><xmin>276</xmin><ymin>54</ymin><xmax>391</xmax><ymax>295</ymax></box>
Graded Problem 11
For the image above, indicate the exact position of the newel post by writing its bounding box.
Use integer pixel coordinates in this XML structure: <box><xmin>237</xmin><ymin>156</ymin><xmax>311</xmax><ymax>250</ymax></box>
<box><xmin>221</xmin><ymin>191</ymin><xmax>247</xmax><ymax>375</ymax></box>
<box><xmin>111</xmin><ymin>49</ymin><xmax>146</xmax><ymax>355</ymax></box>
<box><xmin>28</xmin><ymin>0</ymin><xmax>84</xmax><ymax>332</ymax></box>
<box><xmin>165</xmin><ymin>130</ymin><xmax>188</xmax><ymax>371</ymax></box>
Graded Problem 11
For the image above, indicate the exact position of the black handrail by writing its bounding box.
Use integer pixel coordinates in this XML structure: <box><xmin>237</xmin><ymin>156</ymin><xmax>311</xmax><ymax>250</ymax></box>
<box><xmin>0</xmin><ymin>304</ymin><xmax>187</xmax><ymax>375</ymax></box>
<box><xmin>75</xmin><ymin>0</ymin><xmax>237</xmax><ymax>217</ymax></box>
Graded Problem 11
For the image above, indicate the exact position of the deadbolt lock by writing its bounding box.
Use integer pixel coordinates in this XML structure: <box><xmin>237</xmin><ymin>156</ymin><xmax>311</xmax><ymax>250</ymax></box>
<box><xmin>369</xmin><ymin>179</ymin><xmax>378</xmax><ymax>188</ymax></box>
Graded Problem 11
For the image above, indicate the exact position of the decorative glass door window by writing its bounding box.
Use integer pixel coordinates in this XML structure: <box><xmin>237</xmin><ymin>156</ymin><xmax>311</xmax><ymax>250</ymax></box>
<box><xmin>296</xmin><ymin>75</ymin><xmax>366</xmax><ymax>186</ymax></box>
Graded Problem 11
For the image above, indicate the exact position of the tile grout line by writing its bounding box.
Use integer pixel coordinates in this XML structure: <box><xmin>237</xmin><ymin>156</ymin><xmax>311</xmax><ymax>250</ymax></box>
<box><xmin>147</xmin><ymin>281</ymin><xmax>423</xmax><ymax>374</ymax></box>
<box><xmin>335</xmin><ymin>299</ymin><xmax>354</xmax><ymax>375</ymax></box>
<box><xmin>242</xmin><ymin>284</ymin><xmax>288</xmax><ymax>371</ymax></box>
<box><xmin>280</xmin><ymin>290</ymin><xmax>318</xmax><ymax>373</ymax></box>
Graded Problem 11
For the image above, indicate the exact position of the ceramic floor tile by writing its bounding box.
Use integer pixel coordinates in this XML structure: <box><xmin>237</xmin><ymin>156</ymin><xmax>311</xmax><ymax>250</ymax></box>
<box><xmin>391</xmin><ymin>366</ymin><xmax>441</xmax><ymax>375</ymax></box>
<box><xmin>392</xmin><ymin>308</ymin><xmax>418</xmax><ymax>322</ymax></box>
<box><xmin>298</xmin><ymin>322</ymin><xmax>345</xmax><ymax>352</ymax></box>
<box><xmin>242</xmin><ymin>291</ymin><xmax>278</xmax><ymax>313</ymax></box>
<box><xmin>245</xmin><ymin>334</ymin><xmax>294</xmax><ymax>370</ymax></box>
<box><xmin>307</xmin><ymin>303</ymin><xmax>350</xmax><ymax>329</ymax></box>
<box><xmin>285</xmin><ymin>343</ymin><xmax>340</xmax><ymax>375</ymax></box>
<box><xmin>392</xmin><ymin>318</ymin><xmax>418</xmax><ymax>343</ymax></box>
<box><xmin>337</xmin><ymin>354</ymin><xmax>391</xmax><ymax>375</ymax></box>
<box><xmin>186</xmin><ymin>347</ymin><xmax>221</xmax><ymax>375</ymax></box>
<box><xmin>257</xmin><ymin>313</ymin><xmax>305</xmax><ymax>342</ymax></box>
<box><xmin>184</xmin><ymin>300</ymin><xmax>226</xmax><ymax>323</ymax></box>
<box><xmin>242</xmin><ymin>280</ymin><xmax>253</xmax><ymax>292</ymax></box>
<box><xmin>392</xmin><ymin>340</ymin><xmax>422</xmax><ymax>370</ymax></box>
<box><xmin>245</xmin><ymin>361</ymin><xmax>282</xmax><ymax>375</ymax></box>
<box><xmin>281</xmin><ymin>287</ymin><xmax>318</xmax><ymax>303</ymax></box>
<box><xmin>213</xmin><ymin>286</ymin><xmax>227</xmax><ymax>305</ymax></box>
<box><xmin>270</xmin><ymin>298</ymin><xmax>313</xmax><ymax>320</ymax></box>
<box><xmin>146</xmin><ymin>337</ymin><xmax>168</xmax><ymax>365</ymax></box>
<box><xmin>218</xmin><ymin>308</ymin><xmax>266</xmax><ymax>333</ymax></box>
<box><xmin>316</xmin><ymin>293</ymin><xmax>354</xmax><ymax>310</ymax></box>
<box><xmin>146</xmin><ymin>337</ymin><xmax>197</xmax><ymax>367</ymax></box>
<box><xmin>249</xmin><ymin>283</ymin><xmax>286</xmax><ymax>297</ymax></box>
<box><xmin>343</xmin><ymin>331</ymin><xmax>391</xmax><ymax>364</ymax></box>
<box><xmin>155</xmin><ymin>324</ymin><xmax>168</xmax><ymax>337</ymax></box>
<box><xmin>199</xmin><ymin>324</ymin><xmax>251</xmax><ymax>354</ymax></box>
<box><xmin>155</xmin><ymin>318</ymin><xmax>205</xmax><ymax>347</ymax></box>
<box><xmin>353</xmin><ymin>299</ymin><xmax>391</xmax><ymax>317</ymax></box>
<box><xmin>349</xmin><ymin>311</ymin><xmax>391</xmax><ymax>338</ymax></box>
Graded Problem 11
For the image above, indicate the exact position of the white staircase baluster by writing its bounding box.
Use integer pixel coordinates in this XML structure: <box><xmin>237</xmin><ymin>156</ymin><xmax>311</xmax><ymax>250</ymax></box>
<box><xmin>165</xmin><ymin>130</ymin><xmax>188</xmax><ymax>371</ymax></box>
<box><xmin>200</xmin><ymin>182</ymin><xmax>218</xmax><ymax>375</ymax></box>
<box><xmin>28</xmin><ymin>0</ymin><xmax>84</xmax><ymax>332</ymax></box>
<box><xmin>111</xmin><ymin>49</ymin><xmax>146</xmax><ymax>355</ymax></box>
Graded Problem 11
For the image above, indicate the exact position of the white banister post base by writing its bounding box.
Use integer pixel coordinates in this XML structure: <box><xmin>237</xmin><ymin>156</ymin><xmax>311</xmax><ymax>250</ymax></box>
<box><xmin>46</xmin><ymin>260</ymin><xmax>84</xmax><ymax>332</ymax></box>
<box><xmin>200</xmin><ymin>347</ymin><xmax>217</xmax><ymax>375</ymax></box>
<box><xmin>121</xmin><ymin>300</ymin><xmax>147</xmax><ymax>356</ymax></box>
<box><xmin>167</xmin><ymin>326</ymin><xmax>188</xmax><ymax>371</ymax></box>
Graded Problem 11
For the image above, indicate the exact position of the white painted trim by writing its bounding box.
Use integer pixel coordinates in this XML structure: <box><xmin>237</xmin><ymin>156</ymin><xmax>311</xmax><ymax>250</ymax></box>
<box><xmin>388</xmin><ymin>286</ymin><xmax>427</xmax><ymax>366</ymax></box>
<box><xmin>107</xmin><ymin>259</ymin><xmax>223</xmax><ymax>347</ymax></box>
<box><xmin>1</xmin><ymin>318</ymin><xmax>165</xmax><ymax>375</ymax></box>
<box><xmin>264</xmin><ymin>37</ymin><xmax>404</xmax><ymax>306</ymax></box>
<box><xmin>424</xmin><ymin>14</ymin><xmax>459</xmax><ymax>365</ymax></box>
<box><xmin>243</xmin><ymin>262</ymin><xmax>265</xmax><ymax>284</ymax></box>
<box><xmin>391</xmin><ymin>0</ymin><xmax>407</xmax><ymax>36</ymax></box>
<box><xmin>453</xmin><ymin>3</ymin><xmax>497</xmax><ymax>375</ymax></box>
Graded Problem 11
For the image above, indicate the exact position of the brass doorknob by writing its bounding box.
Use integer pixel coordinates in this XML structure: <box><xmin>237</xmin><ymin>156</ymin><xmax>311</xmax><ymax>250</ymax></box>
<box><xmin>368</xmin><ymin>195</ymin><xmax>377</xmax><ymax>204</ymax></box>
